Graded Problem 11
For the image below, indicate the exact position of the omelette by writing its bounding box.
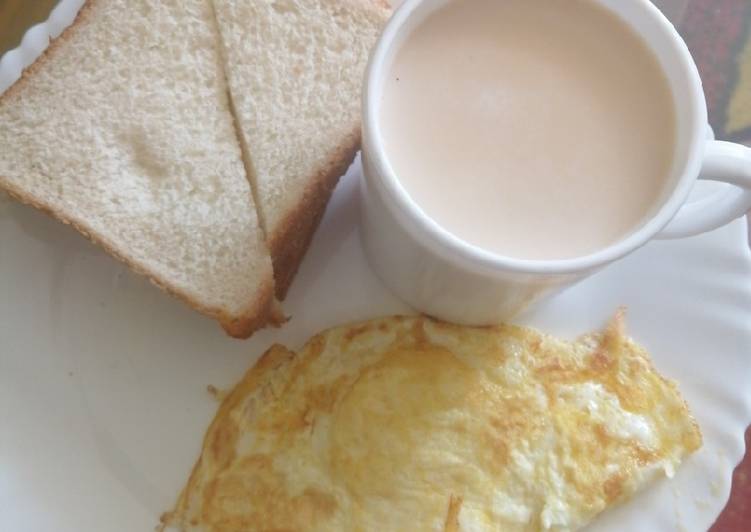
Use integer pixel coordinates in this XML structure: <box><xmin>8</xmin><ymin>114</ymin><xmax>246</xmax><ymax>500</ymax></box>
<box><xmin>162</xmin><ymin>314</ymin><xmax>701</xmax><ymax>531</ymax></box>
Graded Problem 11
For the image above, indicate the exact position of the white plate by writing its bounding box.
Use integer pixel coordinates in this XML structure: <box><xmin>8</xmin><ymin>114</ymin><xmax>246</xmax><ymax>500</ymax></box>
<box><xmin>1</xmin><ymin>2</ymin><xmax>750</xmax><ymax>531</ymax></box>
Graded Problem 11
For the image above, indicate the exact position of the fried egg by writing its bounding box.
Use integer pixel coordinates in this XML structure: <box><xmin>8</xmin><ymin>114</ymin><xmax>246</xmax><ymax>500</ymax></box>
<box><xmin>162</xmin><ymin>313</ymin><xmax>701</xmax><ymax>531</ymax></box>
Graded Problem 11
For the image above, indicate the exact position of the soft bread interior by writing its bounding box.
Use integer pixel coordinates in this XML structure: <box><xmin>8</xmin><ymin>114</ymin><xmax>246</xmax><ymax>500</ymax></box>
<box><xmin>213</xmin><ymin>0</ymin><xmax>390</xmax><ymax>296</ymax></box>
<box><xmin>0</xmin><ymin>0</ymin><xmax>276</xmax><ymax>336</ymax></box>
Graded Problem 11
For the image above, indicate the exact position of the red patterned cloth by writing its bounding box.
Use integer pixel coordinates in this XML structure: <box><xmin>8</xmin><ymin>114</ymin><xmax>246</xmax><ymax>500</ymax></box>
<box><xmin>680</xmin><ymin>0</ymin><xmax>751</xmax><ymax>144</ymax></box>
<box><xmin>711</xmin><ymin>428</ymin><xmax>751</xmax><ymax>530</ymax></box>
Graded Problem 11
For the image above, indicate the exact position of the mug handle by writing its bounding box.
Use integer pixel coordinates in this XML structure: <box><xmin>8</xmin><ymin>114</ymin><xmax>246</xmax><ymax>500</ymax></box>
<box><xmin>657</xmin><ymin>136</ymin><xmax>751</xmax><ymax>239</ymax></box>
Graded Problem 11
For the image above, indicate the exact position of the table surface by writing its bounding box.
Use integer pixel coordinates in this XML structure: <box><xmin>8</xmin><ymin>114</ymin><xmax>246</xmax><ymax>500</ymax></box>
<box><xmin>0</xmin><ymin>0</ymin><xmax>749</xmax><ymax>530</ymax></box>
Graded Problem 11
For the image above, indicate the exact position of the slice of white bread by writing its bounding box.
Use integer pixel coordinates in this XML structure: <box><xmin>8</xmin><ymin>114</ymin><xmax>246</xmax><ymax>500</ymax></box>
<box><xmin>0</xmin><ymin>0</ymin><xmax>276</xmax><ymax>338</ymax></box>
<box><xmin>213</xmin><ymin>0</ymin><xmax>391</xmax><ymax>297</ymax></box>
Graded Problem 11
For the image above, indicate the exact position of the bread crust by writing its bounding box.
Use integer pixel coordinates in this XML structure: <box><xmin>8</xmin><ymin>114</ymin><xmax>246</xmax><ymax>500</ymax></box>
<box><xmin>0</xmin><ymin>1</ymin><xmax>95</xmax><ymax>105</ymax></box>
<box><xmin>1</xmin><ymin>179</ymin><xmax>276</xmax><ymax>338</ymax></box>
<box><xmin>0</xmin><ymin>0</ymin><xmax>275</xmax><ymax>339</ymax></box>
<box><xmin>1</xmin><ymin>0</ymin><xmax>391</xmax><ymax>334</ymax></box>
<box><xmin>264</xmin><ymin>0</ymin><xmax>390</xmax><ymax>299</ymax></box>
<box><xmin>268</xmin><ymin>127</ymin><xmax>360</xmax><ymax>299</ymax></box>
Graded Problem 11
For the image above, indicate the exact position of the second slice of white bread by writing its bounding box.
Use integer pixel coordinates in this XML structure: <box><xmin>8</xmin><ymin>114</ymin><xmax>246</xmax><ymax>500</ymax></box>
<box><xmin>212</xmin><ymin>0</ymin><xmax>391</xmax><ymax>298</ymax></box>
<box><xmin>0</xmin><ymin>0</ymin><xmax>276</xmax><ymax>338</ymax></box>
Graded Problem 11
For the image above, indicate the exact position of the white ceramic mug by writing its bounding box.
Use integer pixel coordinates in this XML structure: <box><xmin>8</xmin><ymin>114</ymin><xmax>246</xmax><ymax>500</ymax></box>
<box><xmin>360</xmin><ymin>0</ymin><xmax>751</xmax><ymax>325</ymax></box>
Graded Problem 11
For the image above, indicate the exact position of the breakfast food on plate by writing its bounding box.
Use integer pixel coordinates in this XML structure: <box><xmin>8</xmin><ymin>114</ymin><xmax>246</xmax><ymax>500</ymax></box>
<box><xmin>0</xmin><ymin>0</ymin><xmax>390</xmax><ymax>337</ymax></box>
<box><xmin>213</xmin><ymin>0</ymin><xmax>390</xmax><ymax>297</ymax></box>
<box><xmin>162</xmin><ymin>313</ymin><xmax>702</xmax><ymax>531</ymax></box>
<box><xmin>0</xmin><ymin>0</ymin><xmax>275</xmax><ymax>337</ymax></box>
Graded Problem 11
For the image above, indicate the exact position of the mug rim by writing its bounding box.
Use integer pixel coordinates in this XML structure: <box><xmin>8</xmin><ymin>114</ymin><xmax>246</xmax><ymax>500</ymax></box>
<box><xmin>362</xmin><ymin>0</ymin><xmax>708</xmax><ymax>275</ymax></box>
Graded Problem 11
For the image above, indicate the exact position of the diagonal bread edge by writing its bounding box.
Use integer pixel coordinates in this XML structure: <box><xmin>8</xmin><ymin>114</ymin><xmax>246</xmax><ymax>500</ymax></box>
<box><xmin>0</xmin><ymin>0</ymin><xmax>96</xmax><ymax>105</ymax></box>
<box><xmin>258</xmin><ymin>0</ymin><xmax>391</xmax><ymax>300</ymax></box>
<box><xmin>267</xmin><ymin>126</ymin><xmax>361</xmax><ymax>299</ymax></box>
<box><xmin>0</xmin><ymin>0</ymin><xmax>390</xmax><ymax>334</ymax></box>
<box><xmin>0</xmin><ymin>0</ymin><xmax>277</xmax><ymax>339</ymax></box>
